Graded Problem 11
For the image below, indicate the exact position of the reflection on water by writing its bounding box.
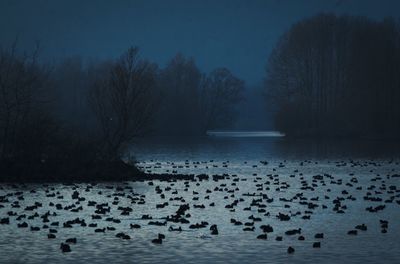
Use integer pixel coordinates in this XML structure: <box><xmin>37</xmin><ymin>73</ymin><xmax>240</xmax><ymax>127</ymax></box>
<box><xmin>276</xmin><ymin>138</ymin><xmax>400</xmax><ymax>159</ymax></box>
<box><xmin>131</xmin><ymin>136</ymin><xmax>400</xmax><ymax>162</ymax></box>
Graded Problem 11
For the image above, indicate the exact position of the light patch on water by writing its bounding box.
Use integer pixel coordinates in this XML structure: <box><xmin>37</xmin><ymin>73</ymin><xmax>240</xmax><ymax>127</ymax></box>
<box><xmin>206</xmin><ymin>130</ymin><xmax>285</xmax><ymax>138</ymax></box>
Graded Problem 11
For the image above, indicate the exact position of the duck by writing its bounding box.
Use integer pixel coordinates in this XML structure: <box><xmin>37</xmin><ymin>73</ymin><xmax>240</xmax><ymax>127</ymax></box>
<box><xmin>168</xmin><ymin>226</ymin><xmax>182</xmax><ymax>232</ymax></box>
<box><xmin>210</xmin><ymin>224</ymin><xmax>219</xmax><ymax>235</ymax></box>
<box><xmin>285</xmin><ymin>228</ymin><xmax>301</xmax><ymax>235</ymax></box>
<box><xmin>347</xmin><ymin>230</ymin><xmax>358</xmax><ymax>235</ymax></box>
<box><xmin>30</xmin><ymin>226</ymin><xmax>40</xmax><ymax>231</ymax></box>
<box><xmin>66</xmin><ymin>238</ymin><xmax>77</xmax><ymax>244</ymax></box>
<box><xmin>17</xmin><ymin>222</ymin><xmax>28</xmax><ymax>228</ymax></box>
<box><xmin>287</xmin><ymin>246</ymin><xmax>295</xmax><ymax>254</ymax></box>
<box><xmin>313</xmin><ymin>242</ymin><xmax>321</xmax><ymax>248</ymax></box>
<box><xmin>314</xmin><ymin>233</ymin><xmax>324</xmax><ymax>239</ymax></box>
<box><xmin>60</xmin><ymin>243</ymin><xmax>71</xmax><ymax>253</ymax></box>
<box><xmin>260</xmin><ymin>224</ymin><xmax>273</xmax><ymax>233</ymax></box>
<box><xmin>152</xmin><ymin>234</ymin><xmax>165</xmax><ymax>244</ymax></box>
<box><xmin>0</xmin><ymin>218</ymin><xmax>9</xmax><ymax>224</ymax></box>
<box><xmin>130</xmin><ymin>224</ymin><xmax>141</xmax><ymax>229</ymax></box>
<box><xmin>257</xmin><ymin>234</ymin><xmax>267</xmax><ymax>240</ymax></box>
<box><xmin>355</xmin><ymin>224</ymin><xmax>367</xmax><ymax>231</ymax></box>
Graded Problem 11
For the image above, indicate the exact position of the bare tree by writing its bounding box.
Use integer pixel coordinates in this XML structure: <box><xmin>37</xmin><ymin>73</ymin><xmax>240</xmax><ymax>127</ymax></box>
<box><xmin>89</xmin><ymin>47</ymin><xmax>159</xmax><ymax>160</ymax></box>
<box><xmin>200</xmin><ymin>68</ymin><xmax>244</xmax><ymax>131</ymax></box>
<box><xmin>0</xmin><ymin>42</ymin><xmax>53</xmax><ymax>162</ymax></box>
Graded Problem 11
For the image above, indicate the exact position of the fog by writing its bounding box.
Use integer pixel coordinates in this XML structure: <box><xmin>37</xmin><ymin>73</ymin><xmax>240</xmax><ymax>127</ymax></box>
<box><xmin>1</xmin><ymin>1</ymin><xmax>400</xmax><ymax>263</ymax></box>
<box><xmin>1</xmin><ymin>0</ymin><xmax>400</xmax><ymax>130</ymax></box>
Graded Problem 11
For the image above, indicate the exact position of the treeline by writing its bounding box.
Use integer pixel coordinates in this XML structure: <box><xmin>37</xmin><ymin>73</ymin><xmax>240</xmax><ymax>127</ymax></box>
<box><xmin>156</xmin><ymin>54</ymin><xmax>244</xmax><ymax>136</ymax></box>
<box><xmin>0</xmin><ymin>45</ymin><xmax>243</xmax><ymax>181</ymax></box>
<box><xmin>265</xmin><ymin>14</ymin><xmax>400</xmax><ymax>138</ymax></box>
<box><xmin>52</xmin><ymin>52</ymin><xmax>244</xmax><ymax>137</ymax></box>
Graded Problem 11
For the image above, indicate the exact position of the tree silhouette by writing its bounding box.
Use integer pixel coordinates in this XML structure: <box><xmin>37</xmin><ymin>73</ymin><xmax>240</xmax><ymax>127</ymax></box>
<box><xmin>90</xmin><ymin>47</ymin><xmax>159</xmax><ymax>160</ymax></box>
<box><xmin>265</xmin><ymin>14</ymin><xmax>400</xmax><ymax>138</ymax></box>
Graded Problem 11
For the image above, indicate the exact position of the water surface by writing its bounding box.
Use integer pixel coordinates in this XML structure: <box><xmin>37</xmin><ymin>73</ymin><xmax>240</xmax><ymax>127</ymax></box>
<box><xmin>1</xmin><ymin>136</ymin><xmax>399</xmax><ymax>263</ymax></box>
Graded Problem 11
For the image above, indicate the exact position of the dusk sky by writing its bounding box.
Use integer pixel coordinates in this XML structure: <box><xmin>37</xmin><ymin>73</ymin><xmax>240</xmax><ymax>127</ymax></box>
<box><xmin>1</xmin><ymin>0</ymin><xmax>399</xmax><ymax>86</ymax></box>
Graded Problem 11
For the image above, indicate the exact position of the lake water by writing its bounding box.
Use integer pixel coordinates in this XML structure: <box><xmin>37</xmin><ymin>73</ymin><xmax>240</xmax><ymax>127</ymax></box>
<box><xmin>1</xmin><ymin>134</ymin><xmax>400</xmax><ymax>263</ymax></box>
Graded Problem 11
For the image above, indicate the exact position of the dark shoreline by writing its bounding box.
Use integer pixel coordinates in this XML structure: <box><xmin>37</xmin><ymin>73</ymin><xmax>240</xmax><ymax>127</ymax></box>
<box><xmin>0</xmin><ymin>160</ymin><xmax>202</xmax><ymax>183</ymax></box>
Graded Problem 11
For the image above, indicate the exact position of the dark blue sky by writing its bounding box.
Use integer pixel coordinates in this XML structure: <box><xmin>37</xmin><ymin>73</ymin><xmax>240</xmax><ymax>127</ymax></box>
<box><xmin>1</xmin><ymin>0</ymin><xmax>399</xmax><ymax>86</ymax></box>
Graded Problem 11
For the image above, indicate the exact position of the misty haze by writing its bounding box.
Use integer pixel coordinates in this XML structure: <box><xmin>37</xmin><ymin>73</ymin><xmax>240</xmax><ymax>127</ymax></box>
<box><xmin>0</xmin><ymin>1</ymin><xmax>400</xmax><ymax>263</ymax></box>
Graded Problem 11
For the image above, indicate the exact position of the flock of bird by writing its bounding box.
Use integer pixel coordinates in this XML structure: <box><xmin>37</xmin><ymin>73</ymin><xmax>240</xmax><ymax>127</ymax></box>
<box><xmin>0</xmin><ymin>158</ymin><xmax>399</xmax><ymax>257</ymax></box>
